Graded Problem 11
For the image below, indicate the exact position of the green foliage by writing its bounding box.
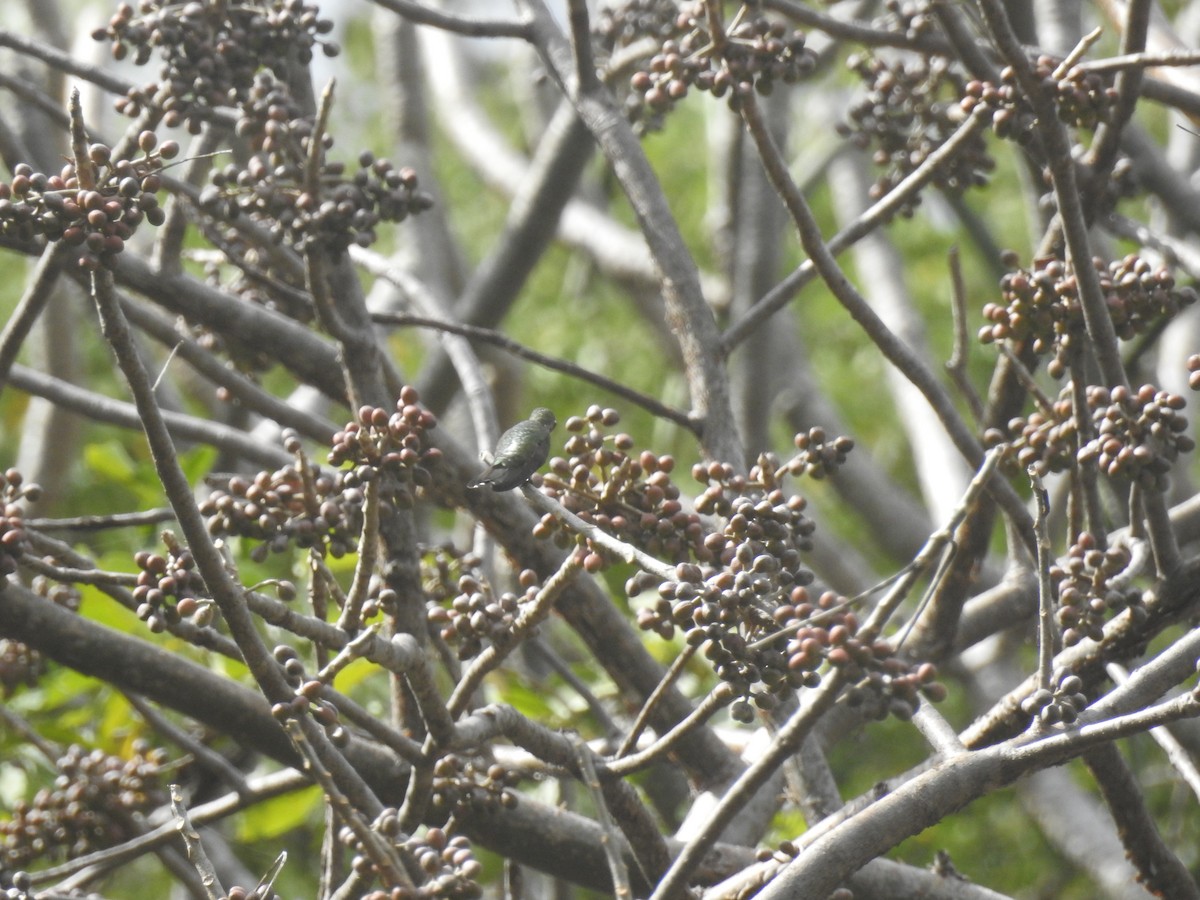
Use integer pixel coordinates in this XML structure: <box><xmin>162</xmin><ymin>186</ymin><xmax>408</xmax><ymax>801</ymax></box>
<box><xmin>237</xmin><ymin>785</ymin><xmax>323</xmax><ymax>842</ymax></box>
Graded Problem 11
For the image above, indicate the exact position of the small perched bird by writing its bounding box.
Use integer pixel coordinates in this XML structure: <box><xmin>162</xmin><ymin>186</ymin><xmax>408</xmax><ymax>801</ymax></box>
<box><xmin>467</xmin><ymin>407</ymin><xmax>557</xmax><ymax>491</ymax></box>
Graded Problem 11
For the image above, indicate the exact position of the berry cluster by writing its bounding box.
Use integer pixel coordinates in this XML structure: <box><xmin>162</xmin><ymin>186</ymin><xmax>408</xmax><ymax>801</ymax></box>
<box><xmin>0</xmin><ymin>742</ymin><xmax>166</xmax><ymax>869</ymax></box>
<box><xmin>984</xmin><ymin>388</ymin><xmax>1077</xmax><ymax>476</ymax></box>
<box><xmin>201</xmin><ymin>433</ymin><xmax>362</xmax><ymax>561</ymax></box>
<box><xmin>626</xmin><ymin>3</ymin><xmax>816</xmax><ymax>128</ymax></box>
<box><xmin>1102</xmin><ymin>254</ymin><xmax>1196</xmax><ymax>337</ymax></box>
<box><xmin>427</xmin><ymin>568</ymin><xmax>538</xmax><ymax>661</ymax></box>
<box><xmin>1189</xmin><ymin>354</ymin><xmax>1200</xmax><ymax>391</ymax></box>
<box><xmin>874</xmin><ymin>0</ymin><xmax>935</xmax><ymax>40</ymax></box>
<box><xmin>0</xmin><ymin>640</ymin><xmax>40</xmax><ymax>700</ymax></box>
<box><xmin>980</xmin><ymin>257</ymin><xmax>1079</xmax><ymax>362</ymax></box>
<box><xmin>132</xmin><ymin>534</ymin><xmax>208</xmax><ymax>632</ymax></box>
<box><xmin>838</xmin><ymin>54</ymin><xmax>993</xmax><ymax>215</ymax></box>
<box><xmin>430</xmin><ymin>753</ymin><xmax>520</xmax><ymax>816</ymax></box>
<box><xmin>0</xmin><ymin>135</ymin><xmax>173</xmax><ymax>270</ymax></box>
<box><xmin>0</xmin><ymin>469</ymin><xmax>38</xmax><ymax>577</ymax></box>
<box><xmin>691</xmin><ymin>452</ymin><xmax>816</xmax><ymax>578</ymax></box>
<box><xmin>593</xmin><ymin>0</ymin><xmax>680</xmax><ymax>52</ymax></box>
<box><xmin>328</xmin><ymin>387</ymin><xmax>441</xmax><ymax>508</ymax></box>
<box><xmin>351</xmin><ymin>818</ymin><xmax>482</xmax><ymax>900</ymax></box>
<box><xmin>1050</xmin><ymin>532</ymin><xmax>1141</xmax><ymax>648</ymax></box>
<box><xmin>355</xmin><ymin>583</ymin><xmax>396</xmax><ymax>623</ymax></box>
<box><xmin>94</xmin><ymin>2</ymin><xmax>430</xmax><ymax>255</ymax></box>
<box><xmin>537</xmin><ymin>406</ymin><xmax>703</xmax><ymax>566</ymax></box>
<box><xmin>836</xmin><ymin>635</ymin><xmax>944</xmax><ymax>722</ymax></box>
<box><xmin>1021</xmin><ymin>671</ymin><xmax>1091</xmax><ymax>726</ymax></box>
<box><xmin>419</xmin><ymin>545</ymin><xmax>479</xmax><ymax>602</ymax></box>
<box><xmin>789</xmin><ymin>427</ymin><xmax>856</xmax><ymax>479</ymax></box>
<box><xmin>961</xmin><ymin>54</ymin><xmax>1118</xmax><ymax>139</ymax></box>
<box><xmin>980</xmin><ymin>255</ymin><xmax>1195</xmax><ymax>378</ymax></box>
<box><xmin>1077</xmin><ymin>384</ymin><xmax>1192</xmax><ymax>490</ymax></box>
<box><xmin>93</xmin><ymin>0</ymin><xmax>338</xmax><ymax>131</ymax></box>
<box><xmin>199</xmin><ymin>73</ymin><xmax>432</xmax><ymax>253</ymax></box>
<box><xmin>785</xmin><ymin>595</ymin><xmax>943</xmax><ymax>718</ymax></box>
<box><xmin>0</xmin><ymin>578</ymin><xmax>80</xmax><ymax>698</ymax></box>
<box><xmin>271</xmin><ymin>644</ymin><xmax>349</xmax><ymax>747</ymax></box>
<box><xmin>678</xmin><ymin>454</ymin><xmax>941</xmax><ymax>717</ymax></box>
<box><xmin>539</xmin><ymin>414</ymin><xmax>934</xmax><ymax>718</ymax></box>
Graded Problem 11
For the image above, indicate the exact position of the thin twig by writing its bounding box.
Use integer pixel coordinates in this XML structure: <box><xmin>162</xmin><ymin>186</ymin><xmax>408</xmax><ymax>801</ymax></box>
<box><xmin>649</xmin><ymin>672</ymin><xmax>847</xmax><ymax>900</ymax></box>
<box><xmin>1052</xmin><ymin>27</ymin><xmax>1105</xmax><ymax>80</ymax></box>
<box><xmin>371</xmin><ymin>311</ymin><xmax>696</xmax><ymax>430</ymax></box>
<box><xmin>125</xmin><ymin>692</ymin><xmax>251</xmax><ymax>797</ymax></box>
<box><xmin>614</xmin><ymin>643</ymin><xmax>700</xmax><ymax>759</ymax></box>
<box><xmin>607</xmin><ymin>681</ymin><xmax>735</xmax><ymax>776</ymax></box>
<box><xmin>1028</xmin><ymin>467</ymin><xmax>1057</xmax><ymax>694</ymax></box>
<box><xmin>367</xmin><ymin>0</ymin><xmax>532</xmax><ymax>39</ymax></box>
<box><xmin>23</xmin><ymin>508</ymin><xmax>177</xmax><ymax>531</ymax></box>
<box><xmin>522</xmin><ymin>487</ymin><xmax>676</xmax><ymax>581</ymax></box>
<box><xmin>565</xmin><ymin>0</ymin><xmax>600</xmax><ymax>93</ymax></box>
<box><xmin>575</xmin><ymin>739</ymin><xmax>632</xmax><ymax>899</ymax></box>
<box><xmin>337</xmin><ymin>476</ymin><xmax>381</xmax><ymax>633</ymax></box>
<box><xmin>19</xmin><ymin>555</ymin><xmax>140</xmax><ymax>587</ymax></box>
<box><xmin>6</xmin><ymin>363</ymin><xmax>295</xmax><ymax>469</ymax></box>
<box><xmin>0</xmin><ymin>241</ymin><xmax>72</xmax><ymax>390</ymax></box>
<box><xmin>944</xmin><ymin>245</ymin><xmax>984</xmax><ymax>423</ymax></box>
<box><xmin>863</xmin><ymin>448</ymin><xmax>1006</xmax><ymax>643</ymax></box>
<box><xmin>170</xmin><ymin>786</ymin><xmax>224</xmax><ymax>900</ymax></box>
<box><xmin>1081</xmin><ymin>48</ymin><xmax>1200</xmax><ymax>74</ymax></box>
<box><xmin>1106</xmin><ymin>662</ymin><xmax>1200</xmax><ymax>801</ymax></box>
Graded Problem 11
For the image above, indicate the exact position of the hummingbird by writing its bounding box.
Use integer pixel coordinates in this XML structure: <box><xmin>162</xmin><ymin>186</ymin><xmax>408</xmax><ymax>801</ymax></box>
<box><xmin>467</xmin><ymin>407</ymin><xmax>557</xmax><ymax>491</ymax></box>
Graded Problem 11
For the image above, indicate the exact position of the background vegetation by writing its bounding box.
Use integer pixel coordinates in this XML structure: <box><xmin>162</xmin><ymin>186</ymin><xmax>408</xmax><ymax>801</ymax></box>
<box><xmin>1</xmin><ymin>0</ymin><xmax>1200</xmax><ymax>898</ymax></box>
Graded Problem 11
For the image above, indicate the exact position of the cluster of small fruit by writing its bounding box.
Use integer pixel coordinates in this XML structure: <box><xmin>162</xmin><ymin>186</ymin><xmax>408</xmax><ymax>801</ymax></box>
<box><xmin>270</xmin><ymin>644</ymin><xmax>349</xmax><ymax>747</ymax></box>
<box><xmin>346</xmin><ymin>816</ymin><xmax>483</xmax><ymax>900</ymax></box>
<box><xmin>839</xmin><ymin>53</ymin><xmax>993</xmax><ymax>215</ymax></box>
<box><xmin>593</xmin><ymin>0</ymin><xmax>679</xmax><ymax>54</ymax></box>
<box><xmin>980</xmin><ymin>255</ymin><xmax>1195</xmax><ymax>378</ymax></box>
<box><xmin>874</xmin><ymin>0</ymin><xmax>936</xmax><ymax>40</ymax></box>
<box><xmin>625</xmin><ymin>3</ymin><xmax>816</xmax><ymax>129</ymax></box>
<box><xmin>1050</xmin><ymin>532</ymin><xmax>1142</xmax><ymax>648</ymax></box>
<box><xmin>93</xmin><ymin>0</ymin><xmax>338</xmax><ymax>132</ymax></box>
<box><xmin>0</xmin><ymin>578</ymin><xmax>78</xmax><ymax>699</ymax></box>
<box><xmin>0</xmin><ymin>134</ymin><xmax>174</xmax><ymax>270</ymax></box>
<box><xmin>132</xmin><ymin>533</ymin><xmax>209</xmax><ymax>632</ymax></box>
<box><xmin>328</xmin><ymin>387</ymin><xmax>442</xmax><ymax>510</ymax></box>
<box><xmin>429</xmin><ymin>568</ymin><xmax>538</xmax><ymax>661</ymax></box>
<box><xmin>0</xmin><ymin>470</ymin><xmax>38</xmax><ymax>578</ymax></box>
<box><xmin>645</xmin><ymin>446</ymin><xmax>937</xmax><ymax>720</ymax></box>
<box><xmin>0</xmin><ymin>742</ymin><xmax>167</xmax><ymax>868</ymax></box>
<box><xmin>984</xmin><ymin>387</ymin><xmax>1078</xmax><ymax>477</ymax></box>
<box><xmin>961</xmin><ymin>53</ymin><xmax>1119</xmax><ymax>139</ymax></box>
<box><xmin>1077</xmin><ymin>384</ymin><xmax>1192</xmax><ymax>491</ymax></box>
<box><xmin>1021</xmin><ymin>670</ymin><xmax>1091</xmax><ymax>726</ymax></box>
<box><xmin>199</xmin><ymin>75</ymin><xmax>432</xmax><ymax>253</ymax></box>
<box><xmin>430</xmin><ymin>753</ymin><xmax>520</xmax><ymax>817</ymax></box>
<box><xmin>537</xmin><ymin>406</ymin><xmax>703</xmax><ymax>566</ymax></box>
<box><xmin>201</xmin><ymin>441</ymin><xmax>362</xmax><ymax>562</ymax></box>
